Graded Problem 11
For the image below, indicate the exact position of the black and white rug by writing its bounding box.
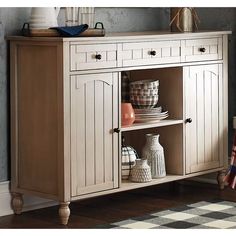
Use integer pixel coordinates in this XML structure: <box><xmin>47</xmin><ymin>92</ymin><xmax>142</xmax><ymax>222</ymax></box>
<box><xmin>96</xmin><ymin>200</ymin><xmax>236</xmax><ymax>229</ymax></box>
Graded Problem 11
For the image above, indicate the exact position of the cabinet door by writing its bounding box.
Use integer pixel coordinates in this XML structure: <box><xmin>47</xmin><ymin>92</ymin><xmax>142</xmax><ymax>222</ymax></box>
<box><xmin>70</xmin><ymin>73</ymin><xmax>119</xmax><ymax>196</ymax></box>
<box><xmin>184</xmin><ymin>64</ymin><xmax>223</xmax><ymax>174</ymax></box>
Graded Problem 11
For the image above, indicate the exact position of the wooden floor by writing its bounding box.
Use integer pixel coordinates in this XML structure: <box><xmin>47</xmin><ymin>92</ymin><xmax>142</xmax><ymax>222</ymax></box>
<box><xmin>1</xmin><ymin>181</ymin><xmax>236</xmax><ymax>228</ymax></box>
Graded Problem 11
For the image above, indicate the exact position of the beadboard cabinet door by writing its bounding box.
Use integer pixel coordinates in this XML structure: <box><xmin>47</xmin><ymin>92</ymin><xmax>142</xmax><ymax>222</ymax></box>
<box><xmin>184</xmin><ymin>64</ymin><xmax>224</xmax><ymax>174</ymax></box>
<box><xmin>70</xmin><ymin>73</ymin><xmax>119</xmax><ymax>196</ymax></box>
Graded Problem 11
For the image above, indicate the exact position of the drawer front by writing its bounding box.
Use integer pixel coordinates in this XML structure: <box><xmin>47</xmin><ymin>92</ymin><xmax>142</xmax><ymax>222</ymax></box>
<box><xmin>122</xmin><ymin>40</ymin><xmax>181</xmax><ymax>67</ymax></box>
<box><xmin>183</xmin><ymin>37</ymin><xmax>222</xmax><ymax>62</ymax></box>
<box><xmin>70</xmin><ymin>44</ymin><xmax>117</xmax><ymax>71</ymax></box>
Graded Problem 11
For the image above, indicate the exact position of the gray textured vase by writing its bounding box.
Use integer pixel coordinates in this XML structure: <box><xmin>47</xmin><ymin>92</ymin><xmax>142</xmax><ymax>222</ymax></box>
<box><xmin>130</xmin><ymin>159</ymin><xmax>152</xmax><ymax>183</ymax></box>
<box><xmin>142</xmin><ymin>134</ymin><xmax>166</xmax><ymax>178</ymax></box>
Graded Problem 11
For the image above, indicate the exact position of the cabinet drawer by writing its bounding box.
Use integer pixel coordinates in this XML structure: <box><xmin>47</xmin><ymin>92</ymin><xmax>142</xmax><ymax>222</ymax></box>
<box><xmin>122</xmin><ymin>40</ymin><xmax>181</xmax><ymax>67</ymax></box>
<box><xmin>183</xmin><ymin>37</ymin><xmax>222</xmax><ymax>62</ymax></box>
<box><xmin>70</xmin><ymin>44</ymin><xmax>117</xmax><ymax>71</ymax></box>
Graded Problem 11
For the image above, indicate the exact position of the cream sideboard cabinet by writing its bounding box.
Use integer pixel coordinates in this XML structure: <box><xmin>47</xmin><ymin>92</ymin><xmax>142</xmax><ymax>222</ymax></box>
<box><xmin>9</xmin><ymin>31</ymin><xmax>231</xmax><ymax>225</ymax></box>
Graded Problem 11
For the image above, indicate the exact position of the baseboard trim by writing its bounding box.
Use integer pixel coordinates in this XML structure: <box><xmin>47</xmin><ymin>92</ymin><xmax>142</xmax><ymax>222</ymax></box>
<box><xmin>0</xmin><ymin>181</ymin><xmax>57</xmax><ymax>217</ymax></box>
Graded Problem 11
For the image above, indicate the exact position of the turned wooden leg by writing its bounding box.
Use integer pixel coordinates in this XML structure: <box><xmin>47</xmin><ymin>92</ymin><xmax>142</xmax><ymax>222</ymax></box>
<box><xmin>59</xmin><ymin>202</ymin><xmax>70</xmax><ymax>225</ymax></box>
<box><xmin>217</xmin><ymin>170</ymin><xmax>226</xmax><ymax>190</ymax></box>
<box><xmin>11</xmin><ymin>193</ymin><xmax>24</xmax><ymax>215</ymax></box>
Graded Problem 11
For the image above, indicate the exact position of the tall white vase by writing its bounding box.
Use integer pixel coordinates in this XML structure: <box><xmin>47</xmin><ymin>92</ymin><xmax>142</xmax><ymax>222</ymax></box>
<box><xmin>65</xmin><ymin>7</ymin><xmax>79</xmax><ymax>26</ymax></box>
<box><xmin>79</xmin><ymin>7</ymin><xmax>95</xmax><ymax>28</ymax></box>
<box><xmin>142</xmin><ymin>134</ymin><xmax>166</xmax><ymax>178</ymax></box>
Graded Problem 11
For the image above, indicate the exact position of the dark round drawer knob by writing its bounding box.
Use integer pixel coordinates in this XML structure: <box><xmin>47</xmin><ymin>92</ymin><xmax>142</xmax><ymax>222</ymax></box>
<box><xmin>186</xmin><ymin>118</ymin><xmax>192</xmax><ymax>123</ymax></box>
<box><xmin>199</xmin><ymin>47</ymin><xmax>206</xmax><ymax>53</ymax></box>
<box><xmin>95</xmin><ymin>54</ymin><xmax>102</xmax><ymax>60</ymax></box>
<box><xmin>113</xmin><ymin>128</ymin><xmax>120</xmax><ymax>133</ymax></box>
<box><xmin>150</xmin><ymin>50</ymin><xmax>157</xmax><ymax>56</ymax></box>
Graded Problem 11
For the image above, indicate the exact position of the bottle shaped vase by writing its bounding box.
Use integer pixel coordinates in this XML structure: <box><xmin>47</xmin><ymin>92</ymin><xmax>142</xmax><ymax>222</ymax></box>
<box><xmin>142</xmin><ymin>134</ymin><xmax>166</xmax><ymax>178</ymax></box>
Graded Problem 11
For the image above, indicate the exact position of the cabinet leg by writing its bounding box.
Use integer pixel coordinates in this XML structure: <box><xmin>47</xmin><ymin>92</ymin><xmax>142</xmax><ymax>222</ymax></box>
<box><xmin>11</xmin><ymin>193</ymin><xmax>24</xmax><ymax>215</ymax></box>
<box><xmin>217</xmin><ymin>170</ymin><xmax>226</xmax><ymax>190</ymax></box>
<box><xmin>59</xmin><ymin>202</ymin><xmax>70</xmax><ymax>225</ymax></box>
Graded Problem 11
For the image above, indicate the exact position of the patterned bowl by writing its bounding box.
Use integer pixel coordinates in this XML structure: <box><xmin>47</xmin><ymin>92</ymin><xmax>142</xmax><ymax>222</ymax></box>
<box><xmin>130</xmin><ymin>88</ymin><xmax>159</xmax><ymax>96</ymax></box>
<box><xmin>130</xmin><ymin>79</ymin><xmax>159</xmax><ymax>90</ymax></box>
<box><xmin>130</xmin><ymin>94</ymin><xmax>159</xmax><ymax>108</ymax></box>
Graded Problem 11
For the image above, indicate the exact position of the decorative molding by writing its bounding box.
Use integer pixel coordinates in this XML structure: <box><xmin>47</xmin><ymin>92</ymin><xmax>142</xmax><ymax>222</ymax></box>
<box><xmin>0</xmin><ymin>181</ymin><xmax>57</xmax><ymax>217</ymax></box>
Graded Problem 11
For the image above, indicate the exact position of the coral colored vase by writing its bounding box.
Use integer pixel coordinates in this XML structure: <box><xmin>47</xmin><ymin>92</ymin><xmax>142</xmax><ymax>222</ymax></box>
<box><xmin>121</xmin><ymin>103</ymin><xmax>135</xmax><ymax>126</ymax></box>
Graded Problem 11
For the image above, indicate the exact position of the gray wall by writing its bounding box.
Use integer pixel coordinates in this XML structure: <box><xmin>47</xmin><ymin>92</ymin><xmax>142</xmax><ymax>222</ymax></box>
<box><xmin>0</xmin><ymin>7</ymin><xmax>235</xmax><ymax>182</ymax></box>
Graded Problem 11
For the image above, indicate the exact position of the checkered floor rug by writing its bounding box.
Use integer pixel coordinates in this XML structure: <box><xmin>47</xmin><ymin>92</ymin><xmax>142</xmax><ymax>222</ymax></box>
<box><xmin>96</xmin><ymin>200</ymin><xmax>236</xmax><ymax>229</ymax></box>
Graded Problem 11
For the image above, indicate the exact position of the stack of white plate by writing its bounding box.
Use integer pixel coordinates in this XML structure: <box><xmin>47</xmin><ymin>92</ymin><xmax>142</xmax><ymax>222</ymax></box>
<box><xmin>134</xmin><ymin>106</ymin><xmax>169</xmax><ymax>123</ymax></box>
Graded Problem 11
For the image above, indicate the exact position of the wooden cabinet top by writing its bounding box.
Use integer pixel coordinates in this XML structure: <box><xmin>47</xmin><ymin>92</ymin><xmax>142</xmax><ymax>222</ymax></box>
<box><xmin>7</xmin><ymin>30</ymin><xmax>232</xmax><ymax>43</ymax></box>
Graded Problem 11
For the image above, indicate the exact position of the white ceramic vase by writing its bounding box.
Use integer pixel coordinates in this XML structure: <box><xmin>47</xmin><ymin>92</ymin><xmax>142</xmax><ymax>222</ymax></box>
<box><xmin>130</xmin><ymin>159</ymin><xmax>152</xmax><ymax>183</ymax></box>
<box><xmin>142</xmin><ymin>134</ymin><xmax>166</xmax><ymax>178</ymax></box>
<box><xmin>79</xmin><ymin>7</ymin><xmax>95</xmax><ymax>28</ymax></box>
<box><xmin>65</xmin><ymin>7</ymin><xmax>79</xmax><ymax>26</ymax></box>
<box><xmin>29</xmin><ymin>7</ymin><xmax>60</xmax><ymax>29</ymax></box>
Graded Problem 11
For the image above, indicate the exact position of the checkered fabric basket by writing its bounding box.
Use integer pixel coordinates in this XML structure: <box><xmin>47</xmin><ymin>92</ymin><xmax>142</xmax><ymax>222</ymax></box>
<box><xmin>121</xmin><ymin>137</ymin><xmax>139</xmax><ymax>180</ymax></box>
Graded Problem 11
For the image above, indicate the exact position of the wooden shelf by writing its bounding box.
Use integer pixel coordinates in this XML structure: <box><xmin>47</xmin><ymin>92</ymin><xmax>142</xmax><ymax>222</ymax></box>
<box><xmin>121</xmin><ymin>119</ymin><xmax>183</xmax><ymax>132</ymax></box>
<box><xmin>121</xmin><ymin>174</ymin><xmax>184</xmax><ymax>191</ymax></box>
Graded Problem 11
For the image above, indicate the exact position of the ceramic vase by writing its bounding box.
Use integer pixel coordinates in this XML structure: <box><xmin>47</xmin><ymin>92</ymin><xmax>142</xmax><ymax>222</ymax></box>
<box><xmin>130</xmin><ymin>159</ymin><xmax>152</xmax><ymax>183</ymax></box>
<box><xmin>29</xmin><ymin>7</ymin><xmax>60</xmax><ymax>29</ymax></box>
<box><xmin>79</xmin><ymin>7</ymin><xmax>95</xmax><ymax>28</ymax></box>
<box><xmin>170</xmin><ymin>8</ymin><xmax>200</xmax><ymax>32</ymax></box>
<box><xmin>65</xmin><ymin>7</ymin><xmax>79</xmax><ymax>26</ymax></box>
<box><xmin>121</xmin><ymin>103</ymin><xmax>135</xmax><ymax>126</ymax></box>
<box><xmin>142</xmin><ymin>134</ymin><xmax>166</xmax><ymax>178</ymax></box>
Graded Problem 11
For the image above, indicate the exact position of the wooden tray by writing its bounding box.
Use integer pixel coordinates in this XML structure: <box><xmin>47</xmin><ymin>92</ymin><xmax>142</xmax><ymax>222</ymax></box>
<box><xmin>29</xmin><ymin>29</ymin><xmax>59</xmax><ymax>37</ymax></box>
<box><xmin>23</xmin><ymin>28</ymin><xmax>105</xmax><ymax>37</ymax></box>
<box><xmin>80</xmin><ymin>28</ymin><xmax>105</xmax><ymax>37</ymax></box>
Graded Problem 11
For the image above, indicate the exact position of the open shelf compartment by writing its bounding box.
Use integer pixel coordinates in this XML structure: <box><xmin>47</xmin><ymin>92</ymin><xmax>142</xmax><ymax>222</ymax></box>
<box><xmin>121</xmin><ymin>67</ymin><xmax>184</xmax><ymax>122</ymax></box>
<box><xmin>121</xmin><ymin>124</ymin><xmax>184</xmax><ymax>186</ymax></box>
